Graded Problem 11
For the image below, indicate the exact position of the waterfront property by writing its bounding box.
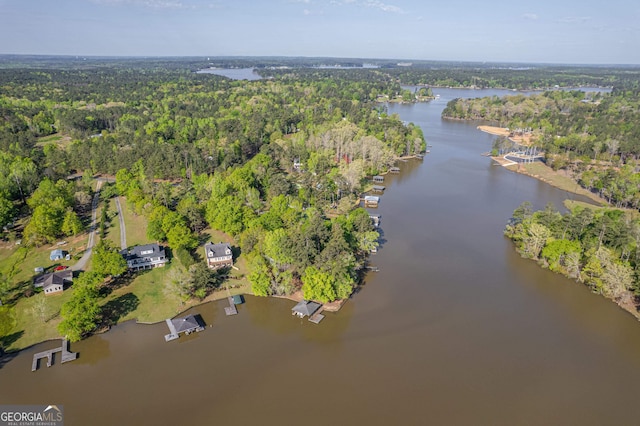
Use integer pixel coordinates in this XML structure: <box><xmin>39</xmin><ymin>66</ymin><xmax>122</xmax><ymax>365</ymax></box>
<box><xmin>373</xmin><ymin>175</ymin><xmax>384</xmax><ymax>183</ymax></box>
<box><xmin>292</xmin><ymin>300</ymin><xmax>325</xmax><ymax>324</ymax></box>
<box><xmin>389</xmin><ymin>167</ymin><xmax>400</xmax><ymax>174</ymax></box>
<box><xmin>372</xmin><ymin>185</ymin><xmax>386</xmax><ymax>193</ymax></box>
<box><xmin>364</xmin><ymin>195</ymin><xmax>380</xmax><ymax>207</ymax></box>
<box><xmin>34</xmin><ymin>270</ymin><xmax>72</xmax><ymax>295</ymax></box>
<box><xmin>370</xmin><ymin>214</ymin><xmax>381</xmax><ymax>228</ymax></box>
<box><xmin>164</xmin><ymin>314</ymin><xmax>205</xmax><ymax>342</ymax></box>
<box><xmin>122</xmin><ymin>243</ymin><xmax>167</xmax><ymax>271</ymax></box>
<box><xmin>204</xmin><ymin>242</ymin><xmax>233</xmax><ymax>269</ymax></box>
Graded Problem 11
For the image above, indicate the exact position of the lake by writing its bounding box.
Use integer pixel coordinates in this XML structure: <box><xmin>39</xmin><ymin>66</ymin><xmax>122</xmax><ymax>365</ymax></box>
<box><xmin>2</xmin><ymin>88</ymin><xmax>640</xmax><ymax>425</ymax></box>
<box><xmin>196</xmin><ymin>68</ymin><xmax>263</xmax><ymax>80</ymax></box>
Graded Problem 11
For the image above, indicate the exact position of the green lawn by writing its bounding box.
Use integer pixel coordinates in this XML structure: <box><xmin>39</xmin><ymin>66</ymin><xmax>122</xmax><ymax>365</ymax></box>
<box><xmin>7</xmin><ymin>289</ymin><xmax>74</xmax><ymax>351</ymax></box>
<box><xmin>104</xmin><ymin>198</ymin><xmax>122</xmax><ymax>249</ymax></box>
<box><xmin>0</xmin><ymin>236</ymin><xmax>87</xmax><ymax>298</ymax></box>
<box><xmin>105</xmin><ymin>264</ymin><xmax>185</xmax><ymax>323</ymax></box>
<box><xmin>1</xmin><ymin>224</ymin><xmax>255</xmax><ymax>351</ymax></box>
<box><xmin>520</xmin><ymin>162</ymin><xmax>605</xmax><ymax>205</ymax></box>
<box><xmin>120</xmin><ymin>197</ymin><xmax>149</xmax><ymax>247</ymax></box>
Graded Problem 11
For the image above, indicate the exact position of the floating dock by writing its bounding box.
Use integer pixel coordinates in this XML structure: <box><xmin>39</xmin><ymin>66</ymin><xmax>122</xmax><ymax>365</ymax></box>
<box><xmin>309</xmin><ymin>311</ymin><xmax>325</xmax><ymax>324</ymax></box>
<box><xmin>31</xmin><ymin>339</ymin><xmax>77</xmax><ymax>371</ymax></box>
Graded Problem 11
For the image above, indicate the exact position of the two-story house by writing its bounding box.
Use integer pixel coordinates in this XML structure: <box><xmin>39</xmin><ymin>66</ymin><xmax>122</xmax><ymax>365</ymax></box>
<box><xmin>204</xmin><ymin>242</ymin><xmax>233</xmax><ymax>269</ymax></box>
<box><xmin>122</xmin><ymin>243</ymin><xmax>168</xmax><ymax>271</ymax></box>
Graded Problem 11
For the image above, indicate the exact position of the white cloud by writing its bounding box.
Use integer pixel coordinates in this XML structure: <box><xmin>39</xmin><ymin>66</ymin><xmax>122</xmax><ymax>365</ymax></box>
<box><xmin>558</xmin><ymin>16</ymin><xmax>592</xmax><ymax>24</ymax></box>
<box><xmin>522</xmin><ymin>13</ymin><xmax>538</xmax><ymax>20</ymax></box>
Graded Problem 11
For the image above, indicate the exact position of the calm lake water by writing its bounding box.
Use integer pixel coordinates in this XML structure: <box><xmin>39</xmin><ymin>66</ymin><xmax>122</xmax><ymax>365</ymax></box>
<box><xmin>3</xmin><ymin>88</ymin><xmax>640</xmax><ymax>425</ymax></box>
<box><xmin>196</xmin><ymin>68</ymin><xmax>262</xmax><ymax>80</ymax></box>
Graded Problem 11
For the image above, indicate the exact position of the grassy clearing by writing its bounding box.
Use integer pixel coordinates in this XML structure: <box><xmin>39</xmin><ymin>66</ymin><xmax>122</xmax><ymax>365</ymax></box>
<box><xmin>8</xmin><ymin>290</ymin><xmax>74</xmax><ymax>351</ymax></box>
<box><xmin>104</xmin><ymin>198</ymin><xmax>122</xmax><ymax>249</ymax></box>
<box><xmin>0</xmin><ymin>236</ymin><xmax>87</xmax><ymax>295</ymax></box>
<box><xmin>35</xmin><ymin>133</ymin><xmax>72</xmax><ymax>149</ymax></box>
<box><xmin>104</xmin><ymin>264</ymin><xmax>185</xmax><ymax>323</ymax></box>
<box><xmin>120</xmin><ymin>198</ymin><xmax>148</xmax><ymax>247</ymax></box>
<box><xmin>515</xmin><ymin>162</ymin><xmax>606</xmax><ymax>205</ymax></box>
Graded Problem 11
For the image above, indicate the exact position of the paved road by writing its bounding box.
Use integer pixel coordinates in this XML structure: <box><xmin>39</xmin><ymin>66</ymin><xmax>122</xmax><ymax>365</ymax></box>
<box><xmin>71</xmin><ymin>181</ymin><xmax>102</xmax><ymax>272</ymax></box>
<box><xmin>114</xmin><ymin>196</ymin><xmax>127</xmax><ymax>250</ymax></box>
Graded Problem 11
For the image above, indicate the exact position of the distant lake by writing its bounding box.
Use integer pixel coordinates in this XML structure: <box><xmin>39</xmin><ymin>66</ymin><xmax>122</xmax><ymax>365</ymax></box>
<box><xmin>196</xmin><ymin>68</ymin><xmax>262</xmax><ymax>80</ymax></box>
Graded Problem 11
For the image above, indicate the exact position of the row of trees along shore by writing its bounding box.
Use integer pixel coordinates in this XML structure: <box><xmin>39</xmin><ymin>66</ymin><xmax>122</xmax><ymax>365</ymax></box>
<box><xmin>0</xmin><ymin>62</ymin><xmax>425</xmax><ymax>341</ymax></box>
<box><xmin>505</xmin><ymin>202</ymin><xmax>640</xmax><ymax>313</ymax></box>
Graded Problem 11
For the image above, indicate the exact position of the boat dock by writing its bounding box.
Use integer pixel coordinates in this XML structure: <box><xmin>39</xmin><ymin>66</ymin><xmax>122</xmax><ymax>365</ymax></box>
<box><xmin>31</xmin><ymin>339</ymin><xmax>77</xmax><ymax>371</ymax></box>
<box><xmin>224</xmin><ymin>296</ymin><xmax>238</xmax><ymax>316</ymax></box>
<box><xmin>309</xmin><ymin>309</ymin><xmax>325</xmax><ymax>324</ymax></box>
<box><xmin>389</xmin><ymin>167</ymin><xmax>400</xmax><ymax>174</ymax></box>
<box><xmin>165</xmin><ymin>318</ymin><xmax>179</xmax><ymax>341</ymax></box>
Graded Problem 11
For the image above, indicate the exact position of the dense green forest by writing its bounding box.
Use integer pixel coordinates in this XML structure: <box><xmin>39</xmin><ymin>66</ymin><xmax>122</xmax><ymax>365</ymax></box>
<box><xmin>0</xmin><ymin>58</ymin><xmax>428</xmax><ymax>343</ymax></box>
<box><xmin>505</xmin><ymin>202</ymin><xmax>640</xmax><ymax>313</ymax></box>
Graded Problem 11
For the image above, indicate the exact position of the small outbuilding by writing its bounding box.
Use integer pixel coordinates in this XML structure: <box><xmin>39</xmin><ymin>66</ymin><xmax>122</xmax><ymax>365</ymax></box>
<box><xmin>372</xmin><ymin>185</ymin><xmax>386</xmax><ymax>193</ymax></box>
<box><xmin>373</xmin><ymin>175</ymin><xmax>384</xmax><ymax>183</ymax></box>
<box><xmin>50</xmin><ymin>249</ymin><xmax>64</xmax><ymax>261</ymax></box>
<box><xmin>389</xmin><ymin>167</ymin><xmax>400</xmax><ymax>174</ymax></box>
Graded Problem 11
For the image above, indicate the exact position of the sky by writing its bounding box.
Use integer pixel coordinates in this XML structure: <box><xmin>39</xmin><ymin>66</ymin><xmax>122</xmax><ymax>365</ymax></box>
<box><xmin>1</xmin><ymin>0</ymin><xmax>639</xmax><ymax>64</ymax></box>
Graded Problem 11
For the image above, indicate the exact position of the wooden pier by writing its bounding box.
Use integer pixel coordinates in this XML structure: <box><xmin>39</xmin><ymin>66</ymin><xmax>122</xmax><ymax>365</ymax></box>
<box><xmin>224</xmin><ymin>296</ymin><xmax>238</xmax><ymax>316</ymax></box>
<box><xmin>31</xmin><ymin>339</ymin><xmax>77</xmax><ymax>371</ymax></box>
<box><xmin>309</xmin><ymin>309</ymin><xmax>325</xmax><ymax>324</ymax></box>
<box><xmin>165</xmin><ymin>318</ymin><xmax>179</xmax><ymax>341</ymax></box>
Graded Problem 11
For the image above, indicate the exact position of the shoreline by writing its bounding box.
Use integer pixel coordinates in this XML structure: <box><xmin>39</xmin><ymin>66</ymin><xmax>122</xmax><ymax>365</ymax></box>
<box><xmin>477</xmin><ymin>125</ymin><xmax>533</xmax><ymax>145</ymax></box>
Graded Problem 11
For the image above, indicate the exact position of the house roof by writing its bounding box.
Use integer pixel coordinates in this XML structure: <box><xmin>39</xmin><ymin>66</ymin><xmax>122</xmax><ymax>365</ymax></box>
<box><xmin>125</xmin><ymin>243</ymin><xmax>164</xmax><ymax>259</ymax></box>
<box><xmin>50</xmin><ymin>249</ymin><xmax>64</xmax><ymax>260</ymax></box>
<box><xmin>204</xmin><ymin>242</ymin><xmax>232</xmax><ymax>258</ymax></box>
<box><xmin>171</xmin><ymin>314</ymin><xmax>202</xmax><ymax>333</ymax></box>
<box><xmin>292</xmin><ymin>300</ymin><xmax>321</xmax><ymax>317</ymax></box>
<box><xmin>34</xmin><ymin>270</ymin><xmax>72</xmax><ymax>290</ymax></box>
<box><xmin>364</xmin><ymin>195</ymin><xmax>380</xmax><ymax>202</ymax></box>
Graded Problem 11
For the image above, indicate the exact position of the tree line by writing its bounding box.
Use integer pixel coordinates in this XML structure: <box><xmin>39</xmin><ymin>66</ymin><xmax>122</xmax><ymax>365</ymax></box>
<box><xmin>505</xmin><ymin>202</ymin><xmax>640</xmax><ymax>313</ymax></box>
